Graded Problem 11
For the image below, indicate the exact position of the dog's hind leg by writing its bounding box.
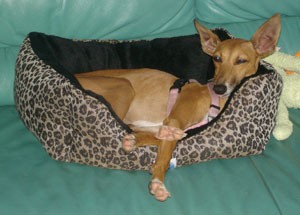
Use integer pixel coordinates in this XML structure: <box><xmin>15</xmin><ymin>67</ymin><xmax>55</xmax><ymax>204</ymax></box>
<box><xmin>75</xmin><ymin>75</ymin><xmax>135</xmax><ymax>120</ymax></box>
<box><xmin>122</xmin><ymin>131</ymin><xmax>161</xmax><ymax>152</ymax></box>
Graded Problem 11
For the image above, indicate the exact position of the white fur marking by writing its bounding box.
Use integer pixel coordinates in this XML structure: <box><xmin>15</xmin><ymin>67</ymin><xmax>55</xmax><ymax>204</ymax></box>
<box><xmin>131</xmin><ymin>121</ymin><xmax>163</xmax><ymax>127</ymax></box>
<box><xmin>129</xmin><ymin>121</ymin><xmax>163</xmax><ymax>133</ymax></box>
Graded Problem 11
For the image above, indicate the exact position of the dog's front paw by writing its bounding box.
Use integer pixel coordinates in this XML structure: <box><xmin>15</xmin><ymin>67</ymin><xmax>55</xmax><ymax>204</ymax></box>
<box><xmin>156</xmin><ymin>125</ymin><xmax>186</xmax><ymax>141</ymax></box>
<box><xmin>122</xmin><ymin>134</ymin><xmax>136</xmax><ymax>152</ymax></box>
<box><xmin>149</xmin><ymin>178</ymin><xmax>171</xmax><ymax>202</ymax></box>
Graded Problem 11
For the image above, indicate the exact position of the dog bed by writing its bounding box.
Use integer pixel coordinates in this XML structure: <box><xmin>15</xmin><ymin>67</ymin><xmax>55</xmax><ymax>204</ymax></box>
<box><xmin>14</xmin><ymin>31</ymin><xmax>282</xmax><ymax>170</ymax></box>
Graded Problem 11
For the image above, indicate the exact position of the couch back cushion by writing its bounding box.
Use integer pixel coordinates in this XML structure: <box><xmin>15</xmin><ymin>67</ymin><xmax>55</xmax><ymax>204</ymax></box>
<box><xmin>196</xmin><ymin>0</ymin><xmax>300</xmax><ymax>23</ymax></box>
<box><xmin>0</xmin><ymin>0</ymin><xmax>195</xmax><ymax>106</ymax></box>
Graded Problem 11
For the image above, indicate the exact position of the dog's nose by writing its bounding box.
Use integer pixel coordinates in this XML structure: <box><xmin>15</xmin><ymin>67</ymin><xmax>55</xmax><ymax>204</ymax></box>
<box><xmin>213</xmin><ymin>84</ymin><xmax>227</xmax><ymax>95</ymax></box>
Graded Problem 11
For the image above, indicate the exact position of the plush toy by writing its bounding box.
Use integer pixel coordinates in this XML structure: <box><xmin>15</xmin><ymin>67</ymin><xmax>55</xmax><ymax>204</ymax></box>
<box><xmin>263</xmin><ymin>51</ymin><xmax>300</xmax><ymax>140</ymax></box>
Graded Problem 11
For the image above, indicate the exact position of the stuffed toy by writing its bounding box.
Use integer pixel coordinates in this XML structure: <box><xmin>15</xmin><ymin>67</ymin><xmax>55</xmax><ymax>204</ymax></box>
<box><xmin>264</xmin><ymin>51</ymin><xmax>300</xmax><ymax>140</ymax></box>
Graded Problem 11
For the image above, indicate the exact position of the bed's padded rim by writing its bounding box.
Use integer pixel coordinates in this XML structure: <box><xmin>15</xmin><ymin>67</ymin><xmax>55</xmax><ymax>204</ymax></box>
<box><xmin>14</xmin><ymin>36</ymin><xmax>282</xmax><ymax>170</ymax></box>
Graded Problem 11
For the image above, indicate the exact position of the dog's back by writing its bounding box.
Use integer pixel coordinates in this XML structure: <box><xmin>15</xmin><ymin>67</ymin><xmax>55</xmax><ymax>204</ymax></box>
<box><xmin>79</xmin><ymin>69</ymin><xmax>177</xmax><ymax>128</ymax></box>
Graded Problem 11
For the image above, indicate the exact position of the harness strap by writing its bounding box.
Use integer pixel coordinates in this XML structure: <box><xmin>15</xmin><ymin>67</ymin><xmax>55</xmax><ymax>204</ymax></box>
<box><xmin>166</xmin><ymin>89</ymin><xmax>180</xmax><ymax>116</ymax></box>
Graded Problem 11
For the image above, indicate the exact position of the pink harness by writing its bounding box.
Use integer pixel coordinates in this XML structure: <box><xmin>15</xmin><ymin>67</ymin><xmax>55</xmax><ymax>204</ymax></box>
<box><xmin>166</xmin><ymin>80</ymin><xmax>220</xmax><ymax>132</ymax></box>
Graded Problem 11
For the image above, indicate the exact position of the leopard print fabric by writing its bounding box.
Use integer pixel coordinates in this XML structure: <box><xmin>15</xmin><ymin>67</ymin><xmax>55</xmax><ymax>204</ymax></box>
<box><xmin>14</xmin><ymin>36</ymin><xmax>282</xmax><ymax>171</ymax></box>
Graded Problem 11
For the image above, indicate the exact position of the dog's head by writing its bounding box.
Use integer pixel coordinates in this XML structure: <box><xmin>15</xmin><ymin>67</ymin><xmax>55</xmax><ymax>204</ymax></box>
<box><xmin>194</xmin><ymin>14</ymin><xmax>281</xmax><ymax>96</ymax></box>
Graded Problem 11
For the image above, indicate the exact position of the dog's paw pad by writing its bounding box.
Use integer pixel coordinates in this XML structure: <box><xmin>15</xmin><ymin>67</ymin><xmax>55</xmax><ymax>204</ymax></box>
<box><xmin>149</xmin><ymin>179</ymin><xmax>171</xmax><ymax>202</ymax></box>
<box><xmin>122</xmin><ymin>134</ymin><xmax>136</xmax><ymax>152</ymax></box>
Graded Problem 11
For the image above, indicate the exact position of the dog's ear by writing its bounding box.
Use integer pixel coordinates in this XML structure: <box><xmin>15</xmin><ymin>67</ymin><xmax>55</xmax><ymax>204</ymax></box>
<box><xmin>251</xmin><ymin>14</ymin><xmax>281</xmax><ymax>58</ymax></box>
<box><xmin>194</xmin><ymin>19</ymin><xmax>221</xmax><ymax>56</ymax></box>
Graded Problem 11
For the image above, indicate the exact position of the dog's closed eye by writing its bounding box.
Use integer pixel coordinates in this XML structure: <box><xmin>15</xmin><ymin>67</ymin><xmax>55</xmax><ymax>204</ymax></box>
<box><xmin>235</xmin><ymin>58</ymin><xmax>248</xmax><ymax>65</ymax></box>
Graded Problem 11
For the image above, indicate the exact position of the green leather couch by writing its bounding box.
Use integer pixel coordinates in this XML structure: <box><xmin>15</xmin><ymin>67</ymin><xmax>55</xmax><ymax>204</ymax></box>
<box><xmin>1</xmin><ymin>0</ymin><xmax>300</xmax><ymax>214</ymax></box>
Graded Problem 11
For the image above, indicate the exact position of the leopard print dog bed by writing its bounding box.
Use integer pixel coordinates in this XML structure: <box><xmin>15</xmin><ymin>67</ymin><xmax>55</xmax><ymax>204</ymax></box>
<box><xmin>14</xmin><ymin>32</ymin><xmax>282</xmax><ymax>170</ymax></box>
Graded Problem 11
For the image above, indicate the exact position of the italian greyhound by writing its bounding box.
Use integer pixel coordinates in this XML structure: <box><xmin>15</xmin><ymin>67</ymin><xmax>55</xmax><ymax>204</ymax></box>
<box><xmin>75</xmin><ymin>14</ymin><xmax>281</xmax><ymax>201</ymax></box>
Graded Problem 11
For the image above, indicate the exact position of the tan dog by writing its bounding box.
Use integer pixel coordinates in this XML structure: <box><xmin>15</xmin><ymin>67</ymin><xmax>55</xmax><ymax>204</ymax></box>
<box><xmin>75</xmin><ymin>14</ymin><xmax>281</xmax><ymax>201</ymax></box>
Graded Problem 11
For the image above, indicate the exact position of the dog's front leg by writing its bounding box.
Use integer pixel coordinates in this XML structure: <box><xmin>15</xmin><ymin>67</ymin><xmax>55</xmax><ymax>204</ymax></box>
<box><xmin>149</xmin><ymin>139</ymin><xmax>177</xmax><ymax>202</ymax></box>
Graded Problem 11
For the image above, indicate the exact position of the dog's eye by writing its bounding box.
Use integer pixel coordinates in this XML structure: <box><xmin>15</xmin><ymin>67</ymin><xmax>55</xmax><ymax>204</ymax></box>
<box><xmin>213</xmin><ymin>55</ymin><xmax>222</xmax><ymax>63</ymax></box>
<box><xmin>236</xmin><ymin>58</ymin><xmax>248</xmax><ymax>65</ymax></box>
